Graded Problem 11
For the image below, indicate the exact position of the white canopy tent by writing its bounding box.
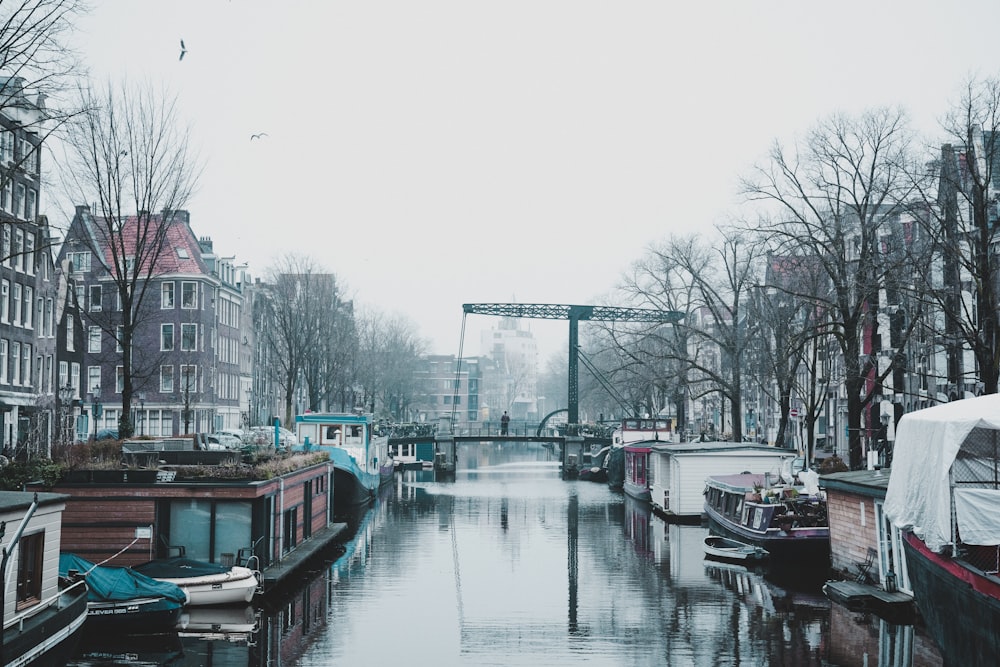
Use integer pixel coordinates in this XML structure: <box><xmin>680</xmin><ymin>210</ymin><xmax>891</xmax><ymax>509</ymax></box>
<box><xmin>884</xmin><ymin>394</ymin><xmax>1000</xmax><ymax>553</ymax></box>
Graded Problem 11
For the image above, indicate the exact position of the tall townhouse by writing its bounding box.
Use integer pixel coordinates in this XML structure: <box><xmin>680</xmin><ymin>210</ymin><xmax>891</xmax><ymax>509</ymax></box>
<box><xmin>0</xmin><ymin>76</ymin><xmax>52</xmax><ymax>455</ymax></box>
<box><xmin>59</xmin><ymin>206</ymin><xmax>247</xmax><ymax>437</ymax></box>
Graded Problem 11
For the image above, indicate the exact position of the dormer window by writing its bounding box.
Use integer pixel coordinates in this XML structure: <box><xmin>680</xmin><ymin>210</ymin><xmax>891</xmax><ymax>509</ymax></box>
<box><xmin>176</xmin><ymin>248</ymin><xmax>189</xmax><ymax>259</ymax></box>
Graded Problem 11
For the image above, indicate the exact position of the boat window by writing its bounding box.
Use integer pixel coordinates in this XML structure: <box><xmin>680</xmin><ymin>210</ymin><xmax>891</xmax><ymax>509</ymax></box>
<box><xmin>16</xmin><ymin>531</ymin><xmax>43</xmax><ymax>607</ymax></box>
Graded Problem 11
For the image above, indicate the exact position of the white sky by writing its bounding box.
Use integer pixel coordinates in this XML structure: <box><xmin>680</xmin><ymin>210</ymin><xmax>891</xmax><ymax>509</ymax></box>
<box><xmin>58</xmin><ymin>0</ymin><xmax>1000</xmax><ymax>361</ymax></box>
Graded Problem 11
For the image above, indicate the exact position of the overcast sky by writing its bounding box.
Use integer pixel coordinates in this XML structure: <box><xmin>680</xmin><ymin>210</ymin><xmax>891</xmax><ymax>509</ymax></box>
<box><xmin>61</xmin><ymin>1</ymin><xmax>1000</xmax><ymax>362</ymax></box>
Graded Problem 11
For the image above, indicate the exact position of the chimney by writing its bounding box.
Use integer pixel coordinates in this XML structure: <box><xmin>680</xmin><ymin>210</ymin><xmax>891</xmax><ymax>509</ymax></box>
<box><xmin>199</xmin><ymin>236</ymin><xmax>213</xmax><ymax>253</ymax></box>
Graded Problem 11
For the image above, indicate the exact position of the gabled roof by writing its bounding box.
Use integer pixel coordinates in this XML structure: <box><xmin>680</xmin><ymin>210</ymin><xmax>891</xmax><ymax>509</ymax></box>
<box><xmin>65</xmin><ymin>206</ymin><xmax>209</xmax><ymax>277</ymax></box>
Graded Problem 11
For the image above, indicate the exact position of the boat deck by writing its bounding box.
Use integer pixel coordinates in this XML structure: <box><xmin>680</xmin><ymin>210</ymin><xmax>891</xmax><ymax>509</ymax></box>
<box><xmin>260</xmin><ymin>522</ymin><xmax>348</xmax><ymax>589</ymax></box>
<box><xmin>822</xmin><ymin>580</ymin><xmax>915</xmax><ymax>621</ymax></box>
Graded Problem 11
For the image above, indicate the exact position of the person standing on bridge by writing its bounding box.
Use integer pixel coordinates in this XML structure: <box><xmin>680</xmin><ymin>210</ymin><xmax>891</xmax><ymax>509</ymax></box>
<box><xmin>501</xmin><ymin>411</ymin><xmax>510</xmax><ymax>436</ymax></box>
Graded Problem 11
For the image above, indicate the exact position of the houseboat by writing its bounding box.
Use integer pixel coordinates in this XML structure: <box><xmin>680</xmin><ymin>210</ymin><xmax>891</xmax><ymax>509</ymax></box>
<box><xmin>649</xmin><ymin>442</ymin><xmax>790</xmax><ymax>522</ymax></box>
<box><xmin>884</xmin><ymin>394</ymin><xmax>1000</xmax><ymax>665</ymax></box>
<box><xmin>703</xmin><ymin>470</ymin><xmax>830</xmax><ymax>563</ymax></box>
<box><xmin>0</xmin><ymin>491</ymin><xmax>89</xmax><ymax>667</ymax></box>
<box><xmin>294</xmin><ymin>412</ymin><xmax>394</xmax><ymax>509</ymax></box>
<box><xmin>623</xmin><ymin>442</ymin><xmax>654</xmax><ymax>502</ymax></box>
<box><xmin>607</xmin><ymin>416</ymin><xmax>673</xmax><ymax>490</ymax></box>
<box><xmin>27</xmin><ymin>448</ymin><xmax>339</xmax><ymax>583</ymax></box>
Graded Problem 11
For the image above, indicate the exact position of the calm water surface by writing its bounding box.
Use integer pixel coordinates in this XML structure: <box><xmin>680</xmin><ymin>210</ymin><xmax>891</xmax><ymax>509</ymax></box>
<box><xmin>68</xmin><ymin>443</ymin><xmax>947</xmax><ymax>666</ymax></box>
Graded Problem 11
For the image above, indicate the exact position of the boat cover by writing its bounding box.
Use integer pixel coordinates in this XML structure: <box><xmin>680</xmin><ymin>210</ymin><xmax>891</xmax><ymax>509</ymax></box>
<box><xmin>884</xmin><ymin>394</ymin><xmax>1000</xmax><ymax>553</ymax></box>
<box><xmin>132</xmin><ymin>557</ymin><xmax>232</xmax><ymax>579</ymax></box>
<box><xmin>59</xmin><ymin>553</ymin><xmax>188</xmax><ymax>604</ymax></box>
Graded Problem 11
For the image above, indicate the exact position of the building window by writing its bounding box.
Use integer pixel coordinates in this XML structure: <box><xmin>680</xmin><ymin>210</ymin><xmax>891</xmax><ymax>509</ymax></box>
<box><xmin>181</xmin><ymin>282</ymin><xmax>197</xmax><ymax>309</ymax></box>
<box><xmin>181</xmin><ymin>323</ymin><xmax>197</xmax><ymax>351</ymax></box>
<box><xmin>161</xmin><ymin>324</ymin><xmax>174</xmax><ymax>351</ymax></box>
<box><xmin>160</xmin><ymin>365</ymin><xmax>174</xmax><ymax>393</ymax></box>
<box><xmin>11</xmin><ymin>342</ymin><xmax>20</xmax><ymax>384</ymax></box>
<box><xmin>88</xmin><ymin>366</ymin><xmax>100</xmax><ymax>394</ymax></box>
<box><xmin>116</xmin><ymin>325</ymin><xmax>123</xmax><ymax>353</ymax></box>
<box><xmin>23</xmin><ymin>344</ymin><xmax>31</xmax><ymax>386</ymax></box>
<box><xmin>70</xmin><ymin>360</ymin><xmax>79</xmax><ymax>396</ymax></box>
<box><xmin>68</xmin><ymin>251</ymin><xmax>91</xmax><ymax>273</ymax></box>
<box><xmin>88</xmin><ymin>326</ymin><xmax>101</xmax><ymax>353</ymax></box>
<box><xmin>13</xmin><ymin>228</ymin><xmax>22</xmax><ymax>271</ymax></box>
<box><xmin>12</xmin><ymin>283</ymin><xmax>20</xmax><ymax>325</ymax></box>
<box><xmin>181</xmin><ymin>365</ymin><xmax>197</xmax><ymax>393</ymax></box>
<box><xmin>115</xmin><ymin>365</ymin><xmax>124</xmax><ymax>393</ymax></box>
<box><xmin>45</xmin><ymin>298</ymin><xmax>53</xmax><ymax>337</ymax></box>
<box><xmin>162</xmin><ymin>282</ymin><xmax>175</xmax><ymax>308</ymax></box>
<box><xmin>66</xmin><ymin>316</ymin><xmax>74</xmax><ymax>352</ymax></box>
<box><xmin>15</xmin><ymin>532</ymin><xmax>44</xmax><ymax>609</ymax></box>
<box><xmin>89</xmin><ymin>285</ymin><xmax>101</xmax><ymax>311</ymax></box>
<box><xmin>58</xmin><ymin>361</ymin><xmax>68</xmax><ymax>390</ymax></box>
<box><xmin>1</xmin><ymin>280</ymin><xmax>7</xmax><ymax>323</ymax></box>
<box><xmin>13</xmin><ymin>186</ymin><xmax>23</xmax><ymax>221</ymax></box>
<box><xmin>22</xmin><ymin>286</ymin><xmax>31</xmax><ymax>328</ymax></box>
<box><xmin>0</xmin><ymin>340</ymin><xmax>7</xmax><ymax>384</ymax></box>
<box><xmin>24</xmin><ymin>231</ymin><xmax>33</xmax><ymax>274</ymax></box>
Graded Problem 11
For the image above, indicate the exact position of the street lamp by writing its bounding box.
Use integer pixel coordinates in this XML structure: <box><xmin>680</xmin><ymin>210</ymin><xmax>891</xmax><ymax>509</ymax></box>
<box><xmin>87</xmin><ymin>387</ymin><xmax>101</xmax><ymax>441</ymax></box>
<box><xmin>138</xmin><ymin>393</ymin><xmax>146</xmax><ymax>436</ymax></box>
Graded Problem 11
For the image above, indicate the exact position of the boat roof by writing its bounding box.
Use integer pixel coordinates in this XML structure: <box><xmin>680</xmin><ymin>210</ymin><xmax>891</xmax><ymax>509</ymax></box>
<box><xmin>0</xmin><ymin>490</ymin><xmax>68</xmax><ymax>513</ymax></box>
<box><xmin>295</xmin><ymin>413</ymin><xmax>372</xmax><ymax>425</ymax></box>
<box><xmin>705</xmin><ymin>473</ymin><xmax>767</xmax><ymax>493</ymax></box>
<box><xmin>651</xmin><ymin>442</ymin><xmax>786</xmax><ymax>455</ymax></box>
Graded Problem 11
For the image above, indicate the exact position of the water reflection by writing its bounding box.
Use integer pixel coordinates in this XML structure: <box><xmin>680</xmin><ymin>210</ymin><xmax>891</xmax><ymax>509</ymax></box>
<box><xmin>68</xmin><ymin>443</ymin><xmax>946</xmax><ymax>666</ymax></box>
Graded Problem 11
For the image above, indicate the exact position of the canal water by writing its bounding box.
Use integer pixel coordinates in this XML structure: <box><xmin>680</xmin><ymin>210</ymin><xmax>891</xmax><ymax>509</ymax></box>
<box><xmin>67</xmin><ymin>443</ymin><xmax>947</xmax><ymax>666</ymax></box>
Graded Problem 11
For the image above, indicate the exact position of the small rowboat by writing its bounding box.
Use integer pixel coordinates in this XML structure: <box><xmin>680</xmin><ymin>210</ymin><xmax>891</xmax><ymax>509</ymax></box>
<box><xmin>704</xmin><ymin>535</ymin><xmax>770</xmax><ymax>563</ymax></box>
<box><xmin>132</xmin><ymin>557</ymin><xmax>261</xmax><ymax>606</ymax></box>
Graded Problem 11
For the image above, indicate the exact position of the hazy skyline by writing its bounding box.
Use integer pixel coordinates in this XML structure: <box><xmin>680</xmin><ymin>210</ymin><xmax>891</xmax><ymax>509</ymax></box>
<box><xmin>58</xmin><ymin>1</ymin><xmax>1000</xmax><ymax>362</ymax></box>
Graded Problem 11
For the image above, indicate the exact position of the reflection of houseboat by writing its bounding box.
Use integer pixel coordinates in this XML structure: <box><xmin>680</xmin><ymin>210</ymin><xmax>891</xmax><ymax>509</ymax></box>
<box><xmin>295</xmin><ymin>413</ymin><xmax>394</xmax><ymax>509</ymax></box>
<box><xmin>884</xmin><ymin>395</ymin><xmax>1000</xmax><ymax>665</ymax></box>
<box><xmin>1</xmin><ymin>491</ymin><xmax>89</xmax><ymax>667</ymax></box>
<box><xmin>703</xmin><ymin>472</ymin><xmax>830</xmax><ymax>563</ymax></box>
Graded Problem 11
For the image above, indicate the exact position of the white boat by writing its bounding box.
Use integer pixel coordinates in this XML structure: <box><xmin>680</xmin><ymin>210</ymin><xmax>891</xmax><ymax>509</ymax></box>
<box><xmin>704</xmin><ymin>535</ymin><xmax>770</xmax><ymax>563</ymax></box>
<box><xmin>132</xmin><ymin>557</ymin><xmax>261</xmax><ymax>606</ymax></box>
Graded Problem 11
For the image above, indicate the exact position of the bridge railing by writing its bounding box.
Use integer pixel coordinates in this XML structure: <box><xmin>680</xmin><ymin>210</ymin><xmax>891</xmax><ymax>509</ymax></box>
<box><xmin>385</xmin><ymin>421</ymin><xmax>615</xmax><ymax>439</ymax></box>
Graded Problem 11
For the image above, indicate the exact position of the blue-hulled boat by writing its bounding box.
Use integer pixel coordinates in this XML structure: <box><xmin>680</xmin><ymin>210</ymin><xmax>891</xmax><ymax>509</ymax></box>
<box><xmin>294</xmin><ymin>413</ymin><xmax>394</xmax><ymax>510</ymax></box>
<box><xmin>58</xmin><ymin>553</ymin><xmax>189</xmax><ymax>633</ymax></box>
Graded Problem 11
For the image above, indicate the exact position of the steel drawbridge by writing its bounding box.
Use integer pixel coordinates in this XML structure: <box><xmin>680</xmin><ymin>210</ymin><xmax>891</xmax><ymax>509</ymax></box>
<box><xmin>460</xmin><ymin>303</ymin><xmax>683</xmax><ymax>424</ymax></box>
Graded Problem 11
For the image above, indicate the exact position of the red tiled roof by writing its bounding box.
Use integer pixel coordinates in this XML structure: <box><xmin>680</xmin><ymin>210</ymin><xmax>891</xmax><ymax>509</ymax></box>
<box><xmin>90</xmin><ymin>212</ymin><xmax>208</xmax><ymax>276</ymax></box>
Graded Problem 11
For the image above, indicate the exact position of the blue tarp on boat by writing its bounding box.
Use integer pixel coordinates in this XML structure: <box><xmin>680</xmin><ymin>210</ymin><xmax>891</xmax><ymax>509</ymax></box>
<box><xmin>59</xmin><ymin>553</ymin><xmax>188</xmax><ymax>604</ymax></box>
<box><xmin>132</xmin><ymin>557</ymin><xmax>232</xmax><ymax>579</ymax></box>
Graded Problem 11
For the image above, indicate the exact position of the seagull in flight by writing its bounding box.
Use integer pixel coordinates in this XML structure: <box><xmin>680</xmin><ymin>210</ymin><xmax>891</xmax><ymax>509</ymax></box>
<box><xmin>250</xmin><ymin>132</ymin><xmax>269</xmax><ymax>141</ymax></box>
<box><xmin>179</xmin><ymin>39</ymin><xmax>187</xmax><ymax>61</ymax></box>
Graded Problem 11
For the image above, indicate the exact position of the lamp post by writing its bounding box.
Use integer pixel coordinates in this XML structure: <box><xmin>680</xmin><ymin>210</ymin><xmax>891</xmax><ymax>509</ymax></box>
<box><xmin>88</xmin><ymin>387</ymin><xmax>101</xmax><ymax>441</ymax></box>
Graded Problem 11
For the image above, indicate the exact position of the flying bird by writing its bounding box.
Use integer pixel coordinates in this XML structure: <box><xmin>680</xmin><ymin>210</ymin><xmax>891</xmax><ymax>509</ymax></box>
<box><xmin>250</xmin><ymin>132</ymin><xmax>269</xmax><ymax>141</ymax></box>
<box><xmin>179</xmin><ymin>39</ymin><xmax>187</xmax><ymax>61</ymax></box>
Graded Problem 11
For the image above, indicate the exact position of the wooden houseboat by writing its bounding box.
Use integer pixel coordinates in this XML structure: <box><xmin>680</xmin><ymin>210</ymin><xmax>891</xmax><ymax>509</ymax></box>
<box><xmin>27</xmin><ymin>451</ymin><xmax>337</xmax><ymax>576</ymax></box>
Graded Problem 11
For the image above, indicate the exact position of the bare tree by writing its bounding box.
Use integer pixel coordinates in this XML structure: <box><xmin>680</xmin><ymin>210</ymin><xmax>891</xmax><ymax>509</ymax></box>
<box><xmin>742</xmin><ymin>108</ymin><xmax>921</xmax><ymax>469</ymax></box>
<box><xmin>59</xmin><ymin>80</ymin><xmax>200</xmax><ymax>437</ymax></box>
<box><xmin>906</xmin><ymin>75</ymin><xmax>1000</xmax><ymax>396</ymax></box>
<box><xmin>262</xmin><ymin>255</ymin><xmax>337</xmax><ymax>425</ymax></box>
<box><xmin>353</xmin><ymin>307</ymin><xmax>425</xmax><ymax>419</ymax></box>
<box><xmin>618</xmin><ymin>230</ymin><xmax>761</xmax><ymax>442</ymax></box>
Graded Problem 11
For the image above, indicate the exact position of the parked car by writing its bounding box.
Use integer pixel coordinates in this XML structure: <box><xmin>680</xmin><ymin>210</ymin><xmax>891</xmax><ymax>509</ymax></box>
<box><xmin>215</xmin><ymin>428</ymin><xmax>247</xmax><ymax>444</ymax></box>
<box><xmin>207</xmin><ymin>432</ymin><xmax>242</xmax><ymax>449</ymax></box>
<box><xmin>249</xmin><ymin>426</ymin><xmax>297</xmax><ymax>448</ymax></box>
